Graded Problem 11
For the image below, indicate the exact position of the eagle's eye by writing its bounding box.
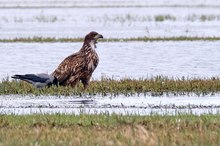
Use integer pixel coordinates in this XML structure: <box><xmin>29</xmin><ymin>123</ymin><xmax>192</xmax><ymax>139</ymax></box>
<box><xmin>91</xmin><ymin>32</ymin><xmax>98</xmax><ymax>37</ymax></box>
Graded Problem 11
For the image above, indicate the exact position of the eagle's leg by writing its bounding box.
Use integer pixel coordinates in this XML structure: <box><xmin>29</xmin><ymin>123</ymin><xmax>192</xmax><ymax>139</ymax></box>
<box><xmin>81</xmin><ymin>75</ymin><xmax>91</xmax><ymax>89</ymax></box>
<box><xmin>65</xmin><ymin>76</ymin><xmax>79</xmax><ymax>87</ymax></box>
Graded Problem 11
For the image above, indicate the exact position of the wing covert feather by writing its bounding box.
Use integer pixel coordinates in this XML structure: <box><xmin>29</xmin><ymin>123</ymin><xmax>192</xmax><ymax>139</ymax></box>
<box><xmin>52</xmin><ymin>52</ymin><xmax>84</xmax><ymax>84</ymax></box>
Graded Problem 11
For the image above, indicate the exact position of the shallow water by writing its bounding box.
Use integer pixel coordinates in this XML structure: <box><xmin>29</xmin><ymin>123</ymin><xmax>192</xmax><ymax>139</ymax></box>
<box><xmin>1</xmin><ymin>41</ymin><xmax>220</xmax><ymax>80</ymax></box>
<box><xmin>1</xmin><ymin>0</ymin><xmax>220</xmax><ymax>7</ymax></box>
<box><xmin>1</xmin><ymin>0</ymin><xmax>220</xmax><ymax>115</ymax></box>
<box><xmin>0</xmin><ymin>4</ymin><xmax>220</xmax><ymax>38</ymax></box>
<box><xmin>1</xmin><ymin>95</ymin><xmax>220</xmax><ymax>115</ymax></box>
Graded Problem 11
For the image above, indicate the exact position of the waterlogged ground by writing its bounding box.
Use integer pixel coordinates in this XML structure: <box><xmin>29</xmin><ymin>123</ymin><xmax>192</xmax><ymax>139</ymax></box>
<box><xmin>1</xmin><ymin>0</ymin><xmax>220</xmax><ymax>115</ymax></box>
<box><xmin>1</xmin><ymin>94</ymin><xmax>220</xmax><ymax>115</ymax></box>
<box><xmin>1</xmin><ymin>41</ymin><xmax>220</xmax><ymax>80</ymax></box>
<box><xmin>0</xmin><ymin>1</ymin><xmax>220</xmax><ymax>38</ymax></box>
<box><xmin>2</xmin><ymin>40</ymin><xmax>219</xmax><ymax>115</ymax></box>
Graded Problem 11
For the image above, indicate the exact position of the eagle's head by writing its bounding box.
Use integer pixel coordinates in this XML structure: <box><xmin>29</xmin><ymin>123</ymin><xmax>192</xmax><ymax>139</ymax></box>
<box><xmin>84</xmin><ymin>31</ymin><xmax>103</xmax><ymax>49</ymax></box>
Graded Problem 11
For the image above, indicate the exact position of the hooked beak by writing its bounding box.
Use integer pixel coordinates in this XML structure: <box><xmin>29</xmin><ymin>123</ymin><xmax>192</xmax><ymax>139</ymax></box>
<box><xmin>95</xmin><ymin>34</ymin><xmax>103</xmax><ymax>39</ymax></box>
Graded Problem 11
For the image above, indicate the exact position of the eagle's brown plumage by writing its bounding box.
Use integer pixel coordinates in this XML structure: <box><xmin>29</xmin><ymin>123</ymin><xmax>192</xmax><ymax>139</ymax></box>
<box><xmin>52</xmin><ymin>31</ymin><xmax>103</xmax><ymax>88</ymax></box>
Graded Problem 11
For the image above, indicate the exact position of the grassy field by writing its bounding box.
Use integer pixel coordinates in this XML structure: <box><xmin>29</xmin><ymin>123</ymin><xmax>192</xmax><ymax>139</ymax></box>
<box><xmin>1</xmin><ymin>76</ymin><xmax>220</xmax><ymax>96</ymax></box>
<box><xmin>0</xmin><ymin>114</ymin><xmax>219</xmax><ymax>145</ymax></box>
<box><xmin>0</xmin><ymin>36</ymin><xmax>220</xmax><ymax>43</ymax></box>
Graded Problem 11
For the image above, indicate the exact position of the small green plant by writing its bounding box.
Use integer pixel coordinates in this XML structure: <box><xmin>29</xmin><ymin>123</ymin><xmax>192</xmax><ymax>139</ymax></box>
<box><xmin>155</xmin><ymin>15</ymin><xmax>176</xmax><ymax>22</ymax></box>
<box><xmin>34</xmin><ymin>15</ymin><xmax>58</xmax><ymax>23</ymax></box>
<box><xmin>187</xmin><ymin>14</ymin><xmax>220</xmax><ymax>22</ymax></box>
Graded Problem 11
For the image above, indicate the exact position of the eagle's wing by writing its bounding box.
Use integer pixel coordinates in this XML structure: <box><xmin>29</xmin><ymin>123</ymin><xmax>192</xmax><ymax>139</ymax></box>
<box><xmin>52</xmin><ymin>52</ymin><xmax>84</xmax><ymax>84</ymax></box>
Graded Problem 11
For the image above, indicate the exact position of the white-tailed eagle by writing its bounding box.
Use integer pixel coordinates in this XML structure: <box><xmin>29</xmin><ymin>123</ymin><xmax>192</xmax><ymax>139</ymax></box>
<box><xmin>52</xmin><ymin>31</ymin><xmax>103</xmax><ymax>89</ymax></box>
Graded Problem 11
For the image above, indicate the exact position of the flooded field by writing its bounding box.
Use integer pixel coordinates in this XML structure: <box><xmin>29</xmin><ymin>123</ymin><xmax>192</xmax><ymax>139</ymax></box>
<box><xmin>1</xmin><ymin>41</ymin><xmax>220</xmax><ymax>80</ymax></box>
<box><xmin>1</xmin><ymin>94</ymin><xmax>220</xmax><ymax>115</ymax></box>
<box><xmin>0</xmin><ymin>1</ymin><xmax>220</xmax><ymax>38</ymax></box>
<box><xmin>1</xmin><ymin>0</ymin><xmax>220</xmax><ymax>115</ymax></box>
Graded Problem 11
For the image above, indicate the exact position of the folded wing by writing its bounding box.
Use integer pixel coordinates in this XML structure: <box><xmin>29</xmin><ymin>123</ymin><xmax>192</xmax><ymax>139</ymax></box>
<box><xmin>52</xmin><ymin>52</ymin><xmax>85</xmax><ymax>85</ymax></box>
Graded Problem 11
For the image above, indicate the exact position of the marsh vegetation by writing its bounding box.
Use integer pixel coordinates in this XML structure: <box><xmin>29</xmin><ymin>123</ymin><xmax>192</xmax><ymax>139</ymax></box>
<box><xmin>1</xmin><ymin>76</ymin><xmax>220</xmax><ymax>96</ymax></box>
<box><xmin>0</xmin><ymin>114</ymin><xmax>220</xmax><ymax>145</ymax></box>
<box><xmin>1</xmin><ymin>0</ymin><xmax>220</xmax><ymax>145</ymax></box>
<box><xmin>1</xmin><ymin>36</ymin><xmax>220</xmax><ymax>43</ymax></box>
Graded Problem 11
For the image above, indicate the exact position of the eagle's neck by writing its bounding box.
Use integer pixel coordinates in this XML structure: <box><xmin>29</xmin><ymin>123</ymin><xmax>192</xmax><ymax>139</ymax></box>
<box><xmin>89</xmin><ymin>41</ymin><xmax>96</xmax><ymax>50</ymax></box>
<box><xmin>81</xmin><ymin>40</ymin><xmax>96</xmax><ymax>52</ymax></box>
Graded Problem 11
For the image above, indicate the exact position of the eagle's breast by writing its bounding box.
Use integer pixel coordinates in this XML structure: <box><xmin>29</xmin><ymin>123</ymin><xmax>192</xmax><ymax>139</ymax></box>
<box><xmin>88</xmin><ymin>60</ymin><xmax>95</xmax><ymax>71</ymax></box>
<box><xmin>87</xmin><ymin>49</ymin><xmax>99</xmax><ymax>72</ymax></box>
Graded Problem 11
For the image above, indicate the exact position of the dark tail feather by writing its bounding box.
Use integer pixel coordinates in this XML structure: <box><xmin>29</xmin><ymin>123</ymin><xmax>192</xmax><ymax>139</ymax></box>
<box><xmin>11</xmin><ymin>74</ymin><xmax>28</xmax><ymax>80</ymax></box>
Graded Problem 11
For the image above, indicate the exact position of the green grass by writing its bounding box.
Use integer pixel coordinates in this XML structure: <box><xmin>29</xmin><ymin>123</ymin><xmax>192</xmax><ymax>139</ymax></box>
<box><xmin>90</xmin><ymin>14</ymin><xmax>220</xmax><ymax>23</ymax></box>
<box><xmin>1</xmin><ymin>76</ymin><xmax>220</xmax><ymax>96</ymax></box>
<box><xmin>0</xmin><ymin>114</ymin><xmax>220</xmax><ymax>145</ymax></box>
<box><xmin>0</xmin><ymin>36</ymin><xmax>220</xmax><ymax>43</ymax></box>
<box><xmin>155</xmin><ymin>15</ymin><xmax>176</xmax><ymax>21</ymax></box>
